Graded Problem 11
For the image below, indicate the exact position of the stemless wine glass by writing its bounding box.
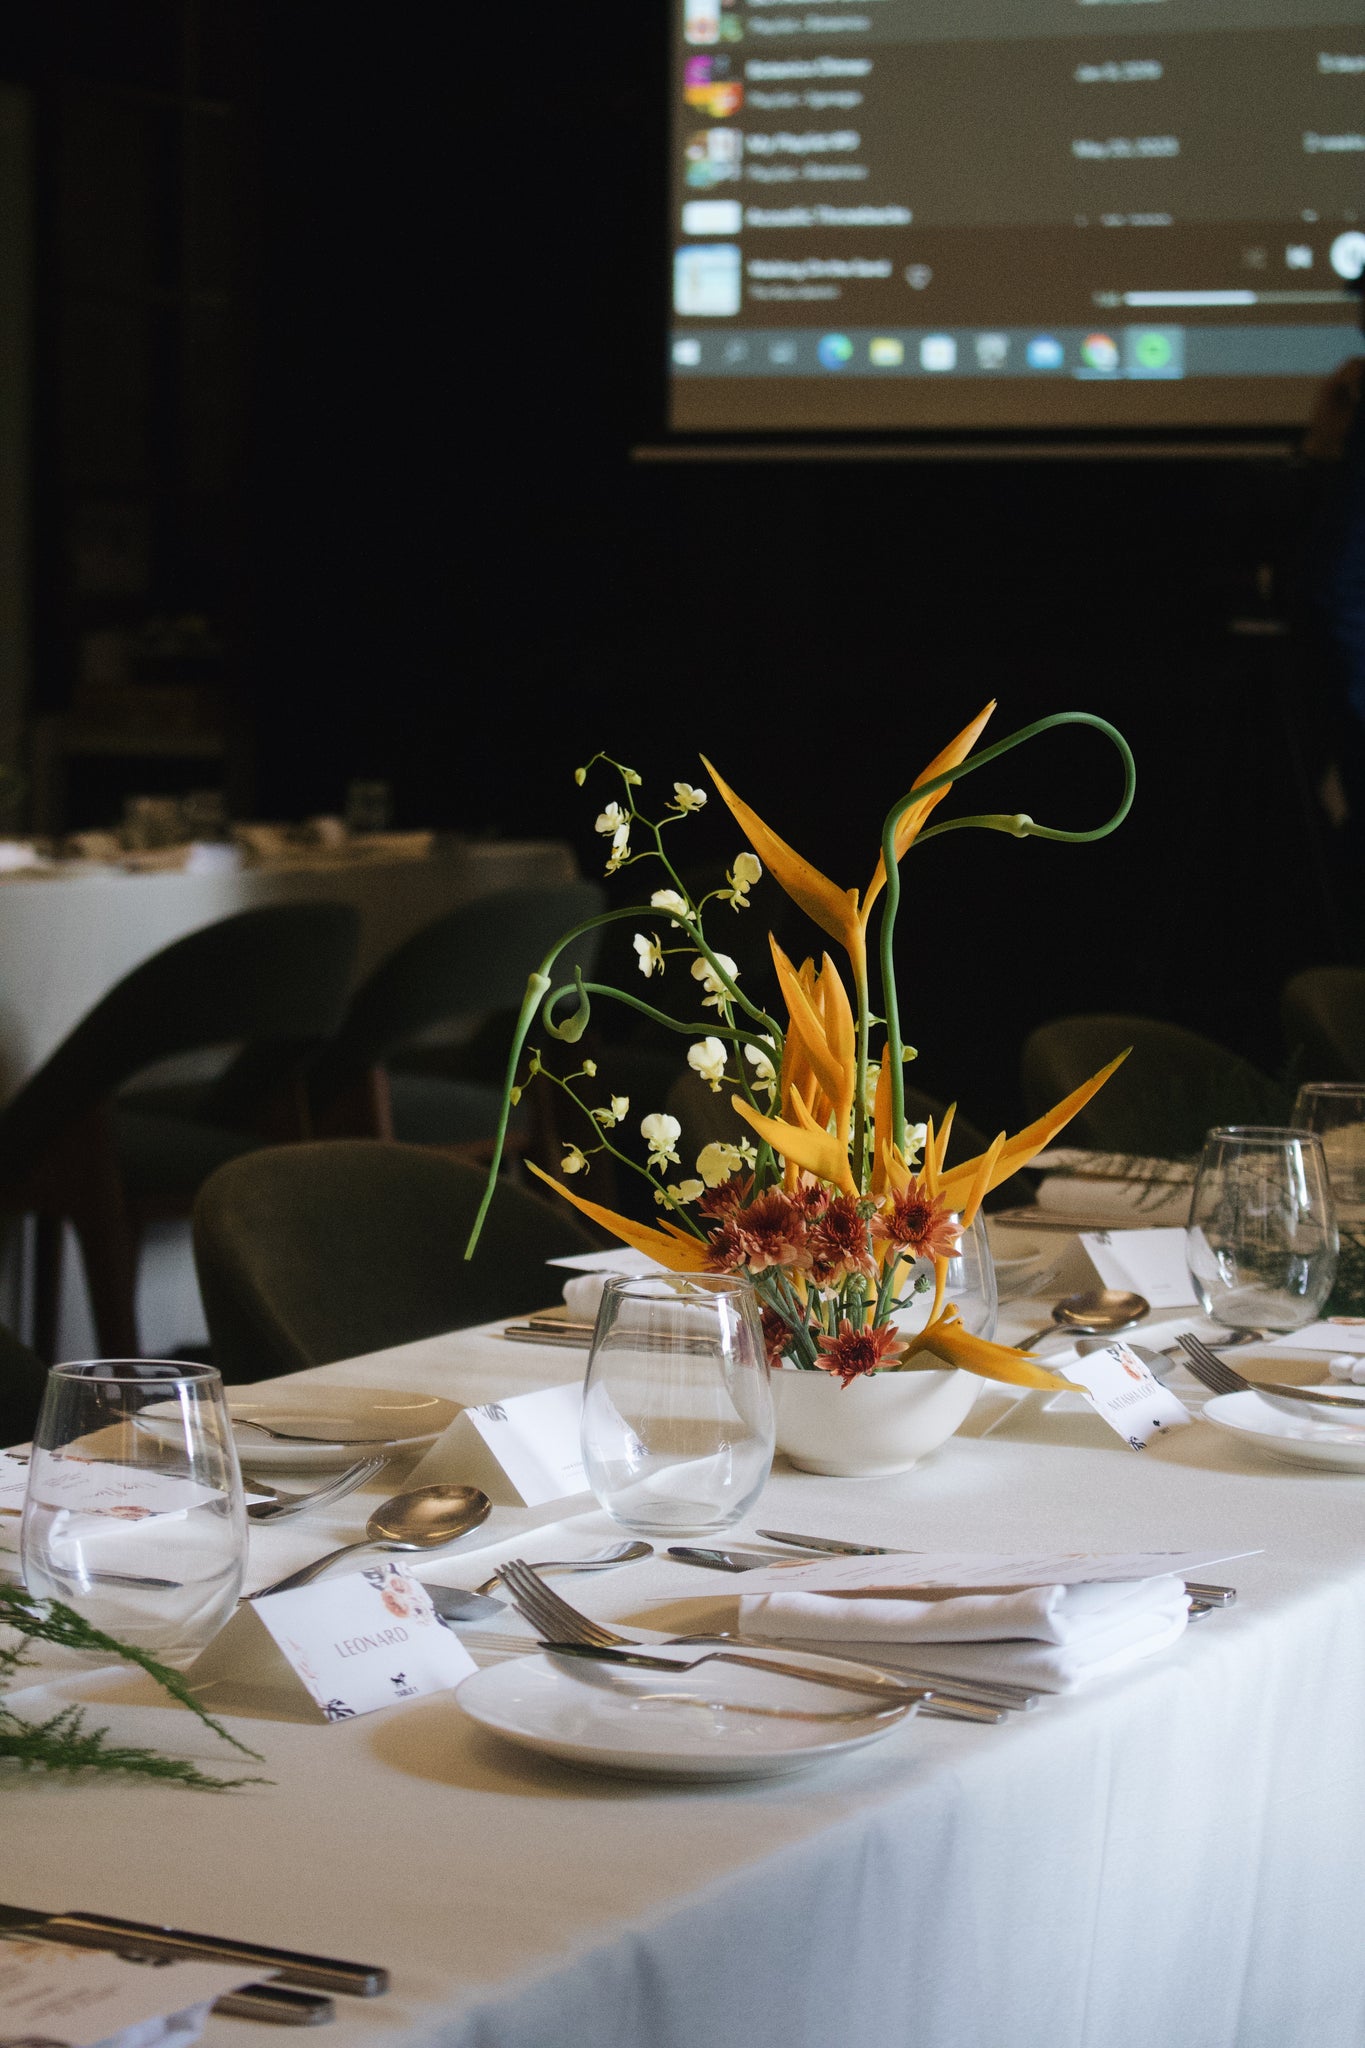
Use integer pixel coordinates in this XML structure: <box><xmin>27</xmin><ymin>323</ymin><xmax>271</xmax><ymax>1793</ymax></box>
<box><xmin>1292</xmin><ymin>1084</ymin><xmax>1365</xmax><ymax>1228</ymax></box>
<box><xmin>22</xmin><ymin>1360</ymin><xmax>247</xmax><ymax>1664</ymax></box>
<box><xmin>581</xmin><ymin>1273</ymin><xmax>775</xmax><ymax>1537</ymax></box>
<box><xmin>1186</xmin><ymin>1127</ymin><xmax>1339</xmax><ymax>1336</ymax></box>
<box><xmin>892</xmin><ymin>1211</ymin><xmax>997</xmax><ymax>1341</ymax></box>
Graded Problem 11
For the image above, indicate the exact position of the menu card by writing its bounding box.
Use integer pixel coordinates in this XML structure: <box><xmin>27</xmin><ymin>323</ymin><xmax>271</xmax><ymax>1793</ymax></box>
<box><xmin>729</xmin><ymin>1547</ymin><xmax>1256</xmax><ymax>1598</ymax></box>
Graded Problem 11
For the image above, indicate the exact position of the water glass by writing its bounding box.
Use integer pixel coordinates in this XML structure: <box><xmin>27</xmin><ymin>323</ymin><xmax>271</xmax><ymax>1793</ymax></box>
<box><xmin>1186</xmin><ymin>1127</ymin><xmax>1338</xmax><ymax>1335</ymax></box>
<box><xmin>893</xmin><ymin>1211</ymin><xmax>998</xmax><ymax>1342</ymax></box>
<box><xmin>581</xmin><ymin>1273</ymin><xmax>775</xmax><ymax>1537</ymax></box>
<box><xmin>21</xmin><ymin>1360</ymin><xmax>247</xmax><ymax>1665</ymax></box>
<box><xmin>1292</xmin><ymin>1084</ymin><xmax>1365</xmax><ymax>1227</ymax></box>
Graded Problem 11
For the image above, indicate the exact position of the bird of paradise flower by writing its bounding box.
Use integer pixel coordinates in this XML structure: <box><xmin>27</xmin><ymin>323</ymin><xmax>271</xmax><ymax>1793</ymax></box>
<box><xmin>465</xmin><ymin>703</ymin><xmax>1135</xmax><ymax>1392</ymax></box>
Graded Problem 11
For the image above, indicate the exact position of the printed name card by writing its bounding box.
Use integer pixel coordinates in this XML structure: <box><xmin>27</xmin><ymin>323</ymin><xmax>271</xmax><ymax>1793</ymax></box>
<box><xmin>407</xmin><ymin>1381</ymin><xmax>588</xmax><ymax>1508</ymax></box>
<box><xmin>187</xmin><ymin>1562</ymin><xmax>475</xmax><ymax>1721</ymax></box>
<box><xmin>0</xmin><ymin>1449</ymin><xmax>221</xmax><ymax>1520</ymax></box>
<box><xmin>1080</xmin><ymin>1227</ymin><xmax>1197</xmax><ymax>1310</ymax></box>
<box><xmin>731</xmin><ymin>1544</ymin><xmax>1257</xmax><ymax>1599</ymax></box>
<box><xmin>0</xmin><ymin>1935</ymin><xmax>259</xmax><ymax>2046</ymax></box>
<box><xmin>1057</xmin><ymin>1341</ymin><xmax>1191</xmax><ymax>1449</ymax></box>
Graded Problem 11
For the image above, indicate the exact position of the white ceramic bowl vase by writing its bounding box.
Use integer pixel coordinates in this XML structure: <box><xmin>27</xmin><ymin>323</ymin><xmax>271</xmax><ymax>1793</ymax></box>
<box><xmin>771</xmin><ymin>1364</ymin><xmax>979</xmax><ymax>1477</ymax></box>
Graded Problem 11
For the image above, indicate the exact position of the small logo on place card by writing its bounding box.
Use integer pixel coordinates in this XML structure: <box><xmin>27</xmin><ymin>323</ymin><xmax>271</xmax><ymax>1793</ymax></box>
<box><xmin>322</xmin><ymin>1698</ymin><xmax>356</xmax><ymax>1721</ymax></box>
<box><xmin>389</xmin><ymin>1672</ymin><xmax>418</xmax><ymax>1698</ymax></box>
<box><xmin>476</xmin><ymin>1402</ymin><xmax>508</xmax><ymax>1422</ymax></box>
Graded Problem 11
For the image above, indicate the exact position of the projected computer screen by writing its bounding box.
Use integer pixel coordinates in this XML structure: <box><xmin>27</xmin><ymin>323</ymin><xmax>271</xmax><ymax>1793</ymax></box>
<box><xmin>669</xmin><ymin>0</ymin><xmax>1365</xmax><ymax>434</ymax></box>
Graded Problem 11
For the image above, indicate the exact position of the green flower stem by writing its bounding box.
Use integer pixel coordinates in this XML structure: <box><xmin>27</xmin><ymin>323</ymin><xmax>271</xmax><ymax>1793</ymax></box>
<box><xmin>879</xmin><ymin>711</ymin><xmax>1135</xmax><ymax>1151</ymax></box>
<box><xmin>464</xmin><ymin>901</ymin><xmax>735</xmax><ymax>1257</ymax></box>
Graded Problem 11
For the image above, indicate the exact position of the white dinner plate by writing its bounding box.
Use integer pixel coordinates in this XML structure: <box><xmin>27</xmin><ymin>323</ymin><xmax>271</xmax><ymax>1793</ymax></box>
<box><xmin>1202</xmin><ymin>1390</ymin><xmax>1365</xmax><ymax>1473</ymax></box>
<box><xmin>144</xmin><ymin>1386</ymin><xmax>458</xmax><ymax>1473</ymax></box>
<box><xmin>456</xmin><ymin>1648</ymin><xmax>916</xmax><ymax>1780</ymax></box>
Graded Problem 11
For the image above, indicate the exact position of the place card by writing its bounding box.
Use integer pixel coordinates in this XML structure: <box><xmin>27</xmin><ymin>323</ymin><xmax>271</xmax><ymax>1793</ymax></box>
<box><xmin>1080</xmin><ymin>1227</ymin><xmax>1197</xmax><ymax>1309</ymax></box>
<box><xmin>406</xmin><ymin>1382</ymin><xmax>588</xmax><ymax>1508</ymax></box>
<box><xmin>1057</xmin><ymin>1341</ymin><xmax>1192</xmax><ymax>1449</ymax></box>
<box><xmin>1263</xmin><ymin>1319</ymin><xmax>1365</xmax><ymax>1355</ymax></box>
<box><xmin>0</xmin><ymin>1935</ymin><xmax>258</xmax><ymax>2046</ymax></box>
<box><xmin>0</xmin><ymin>1450</ymin><xmax>220</xmax><ymax>1520</ymax></box>
<box><xmin>187</xmin><ymin>1562</ymin><xmax>475</xmax><ymax>1721</ymax></box>
<box><xmin>731</xmin><ymin>1545</ymin><xmax>1256</xmax><ymax>1598</ymax></box>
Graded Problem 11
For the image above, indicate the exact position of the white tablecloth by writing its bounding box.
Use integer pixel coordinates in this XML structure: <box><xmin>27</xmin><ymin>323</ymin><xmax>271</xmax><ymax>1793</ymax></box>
<box><xmin>6</xmin><ymin>1279</ymin><xmax>1365</xmax><ymax>2048</ymax></box>
<box><xmin>0</xmin><ymin>836</ymin><xmax>577</xmax><ymax>1106</ymax></box>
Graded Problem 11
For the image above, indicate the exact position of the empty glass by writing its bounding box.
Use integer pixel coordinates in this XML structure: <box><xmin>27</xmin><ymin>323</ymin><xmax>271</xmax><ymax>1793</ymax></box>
<box><xmin>1186</xmin><ymin>1127</ymin><xmax>1338</xmax><ymax>1336</ymax></box>
<box><xmin>1292</xmin><ymin>1084</ymin><xmax>1365</xmax><ymax>1227</ymax></box>
<box><xmin>21</xmin><ymin>1360</ymin><xmax>247</xmax><ymax>1665</ymax></box>
<box><xmin>892</xmin><ymin>1211</ymin><xmax>998</xmax><ymax>1342</ymax></box>
<box><xmin>1293</xmin><ymin>1083</ymin><xmax>1365</xmax><ymax>1314</ymax></box>
<box><xmin>581</xmin><ymin>1273</ymin><xmax>775</xmax><ymax>1537</ymax></box>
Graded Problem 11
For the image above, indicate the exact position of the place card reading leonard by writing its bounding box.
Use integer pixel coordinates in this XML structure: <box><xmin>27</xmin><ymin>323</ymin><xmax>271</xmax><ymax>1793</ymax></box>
<box><xmin>1057</xmin><ymin>1341</ymin><xmax>1191</xmax><ymax>1449</ymax></box>
<box><xmin>187</xmin><ymin>1563</ymin><xmax>475</xmax><ymax>1721</ymax></box>
<box><xmin>406</xmin><ymin>1382</ymin><xmax>588</xmax><ymax>1508</ymax></box>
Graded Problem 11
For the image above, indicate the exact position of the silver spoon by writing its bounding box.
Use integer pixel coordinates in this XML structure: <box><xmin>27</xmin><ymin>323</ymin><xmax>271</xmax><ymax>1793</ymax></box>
<box><xmin>248</xmin><ymin>1484</ymin><xmax>492</xmax><ymax>1598</ymax></box>
<box><xmin>474</xmin><ymin>1540</ymin><xmax>651</xmax><ymax>1594</ymax></box>
<box><xmin>1016</xmin><ymin>1289</ymin><xmax>1150</xmax><ymax>1352</ymax></box>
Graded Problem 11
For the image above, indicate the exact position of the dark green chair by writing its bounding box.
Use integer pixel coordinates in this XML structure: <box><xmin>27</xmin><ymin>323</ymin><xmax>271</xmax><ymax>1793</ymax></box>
<box><xmin>193</xmin><ymin>1140</ymin><xmax>600</xmax><ymax>1381</ymax></box>
<box><xmin>308</xmin><ymin>882</ymin><xmax>605</xmax><ymax>1156</ymax></box>
<box><xmin>0</xmin><ymin>904</ymin><xmax>360</xmax><ymax>1359</ymax></box>
<box><xmin>0</xmin><ymin>1319</ymin><xmax>51</xmax><ymax>1446</ymax></box>
<box><xmin>1282</xmin><ymin>969</ymin><xmax>1365</xmax><ymax>1084</ymax></box>
<box><xmin>1021</xmin><ymin>1014</ymin><xmax>1291</xmax><ymax>1160</ymax></box>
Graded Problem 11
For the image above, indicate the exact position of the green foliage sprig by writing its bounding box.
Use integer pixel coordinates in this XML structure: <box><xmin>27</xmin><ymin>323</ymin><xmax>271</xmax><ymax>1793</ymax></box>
<box><xmin>0</xmin><ymin>1584</ymin><xmax>266</xmax><ymax>1791</ymax></box>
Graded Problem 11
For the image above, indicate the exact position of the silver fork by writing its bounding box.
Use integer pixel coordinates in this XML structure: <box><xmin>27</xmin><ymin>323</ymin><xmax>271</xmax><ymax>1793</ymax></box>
<box><xmin>497</xmin><ymin>1559</ymin><xmax>1012</xmax><ymax>1722</ymax></box>
<box><xmin>245</xmin><ymin>1456</ymin><xmax>386</xmax><ymax>1522</ymax></box>
<box><xmin>1178</xmin><ymin>1333</ymin><xmax>1365</xmax><ymax>1421</ymax></box>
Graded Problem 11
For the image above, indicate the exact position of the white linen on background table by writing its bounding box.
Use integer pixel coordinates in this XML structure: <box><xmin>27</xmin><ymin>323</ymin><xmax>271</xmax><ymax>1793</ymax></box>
<box><xmin>8</xmin><ymin>1298</ymin><xmax>1365</xmax><ymax>2048</ymax></box>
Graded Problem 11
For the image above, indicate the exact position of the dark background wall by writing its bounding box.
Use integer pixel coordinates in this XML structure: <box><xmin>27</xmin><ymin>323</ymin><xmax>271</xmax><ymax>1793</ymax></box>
<box><xmin>3</xmin><ymin>3</ymin><xmax>1357</xmax><ymax>1128</ymax></box>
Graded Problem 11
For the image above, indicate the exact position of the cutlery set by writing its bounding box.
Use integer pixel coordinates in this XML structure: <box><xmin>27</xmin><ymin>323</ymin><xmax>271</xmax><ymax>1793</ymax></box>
<box><xmin>0</xmin><ymin>1902</ymin><xmax>386</xmax><ymax>2027</ymax></box>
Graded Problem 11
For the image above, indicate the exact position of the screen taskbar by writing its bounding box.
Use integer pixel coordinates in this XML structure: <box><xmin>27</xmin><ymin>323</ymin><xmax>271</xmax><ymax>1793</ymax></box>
<box><xmin>669</xmin><ymin>322</ymin><xmax>1355</xmax><ymax>380</ymax></box>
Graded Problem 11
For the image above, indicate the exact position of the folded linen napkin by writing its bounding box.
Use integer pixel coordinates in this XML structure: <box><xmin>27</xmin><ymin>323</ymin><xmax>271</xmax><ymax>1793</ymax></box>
<box><xmin>1034</xmin><ymin>1177</ymin><xmax>1190</xmax><ymax>1225</ymax></box>
<box><xmin>738</xmin><ymin>1574</ymin><xmax>1190</xmax><ymax>1693</ymax></box>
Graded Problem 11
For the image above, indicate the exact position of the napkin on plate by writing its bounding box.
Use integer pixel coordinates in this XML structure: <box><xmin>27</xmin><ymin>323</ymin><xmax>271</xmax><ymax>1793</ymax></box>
<box><xmin>738</xmin><ymin>1574</ymin><xmax>1190</xmax><ymax>1692</ymax></box>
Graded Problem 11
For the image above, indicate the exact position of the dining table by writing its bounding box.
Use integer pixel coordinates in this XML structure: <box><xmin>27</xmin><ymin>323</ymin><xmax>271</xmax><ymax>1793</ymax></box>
<box><xmin>6</xmin><ymin>1236</ymin><xmax>1365</xmax><ymax>2048</ymax></box>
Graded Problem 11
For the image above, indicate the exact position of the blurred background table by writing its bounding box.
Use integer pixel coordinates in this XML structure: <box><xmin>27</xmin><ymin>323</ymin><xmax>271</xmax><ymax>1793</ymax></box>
<box><xmin>0</xmin><ymin>835</ymin><xmax>576</xmax><ymax>1109</ymax></box>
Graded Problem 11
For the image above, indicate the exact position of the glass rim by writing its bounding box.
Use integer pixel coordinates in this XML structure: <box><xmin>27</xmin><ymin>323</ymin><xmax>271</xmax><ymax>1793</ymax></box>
<box><xmin>601</xmin><ymin>1271</ymin><xmax>754</xmax><ymax>1298</ymax></box>
<box><xmin>1292</xmin><ymin>1081</ymin><xmax>1365</xmax><ymax>1095</ymax></box>
<box><xmin>1203</xmin><ymin>1125</ymin><xmax>1326</xmax><ymax>1145</ymax></box>
<box><xmin>49</xmin><ymin>1357</ymin><xmax>223</xmax><ymax>1386</ymax></box>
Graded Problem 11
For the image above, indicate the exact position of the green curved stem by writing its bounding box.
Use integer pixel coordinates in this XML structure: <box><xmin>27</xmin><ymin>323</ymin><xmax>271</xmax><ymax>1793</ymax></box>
<box><xmin>880</xmin><ymin>711</ymin><xmax>1135</xmax><ymax>1149</ymax></box>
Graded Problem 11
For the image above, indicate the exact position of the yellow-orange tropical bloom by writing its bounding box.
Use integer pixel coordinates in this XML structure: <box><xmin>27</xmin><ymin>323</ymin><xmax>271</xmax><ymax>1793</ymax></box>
<box><xmin>524</xmin><ymin>1163</ymin><xmax>711</xmax><ymax>1272</ymax></box>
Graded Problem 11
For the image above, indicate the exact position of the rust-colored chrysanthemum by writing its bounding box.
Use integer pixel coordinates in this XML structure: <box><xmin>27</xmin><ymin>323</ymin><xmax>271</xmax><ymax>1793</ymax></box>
<box><xmin>760</xmin><ymin>1305</ymin><xmax>793</xmax><ymax>1365</ymax></box>
<box><xmin>697</xmin><ymin>1172</ymin><xmax>752</xmax><ymax>1221</ymax></box>
<box><xmin>873</xmin><ymin>1179</ymin><xmax>961</xmax><ymax>1264</ymax></box>
<box><xmin>725</xmin><ymin>1187</ymin><xmax>810</xmax><ymax>1273</ymax></box>
<box><xmin>807</xmin><ymin>1192</ymin><xmax>876</xmax><ymax>1286</ymax></box>
<box><xmin>815</xmin><ymin>1318</ymin><xmax>908</xmax><ymax>1387</ymax></box>
<box><xmin>792</xmin><ymin>1172</ymin><xmax>831</xmax><ymax>1222</ymax></box>
<box><xmin>704</xmin><ymin>1218</ymin><xmax>747</xmax><ymax>1273</ymax></box>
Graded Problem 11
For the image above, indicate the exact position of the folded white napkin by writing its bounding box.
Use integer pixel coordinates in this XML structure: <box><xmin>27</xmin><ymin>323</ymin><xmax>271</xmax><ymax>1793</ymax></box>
<box><xmin>563</xmin><ymin>1271</ymin><xmax>612</xmax><ymax>1321</ymax></box>
<box><xmin>738</xmin><ymin>1574</ymin><xmax>1190</xmax><ymax>1693</ymax></box>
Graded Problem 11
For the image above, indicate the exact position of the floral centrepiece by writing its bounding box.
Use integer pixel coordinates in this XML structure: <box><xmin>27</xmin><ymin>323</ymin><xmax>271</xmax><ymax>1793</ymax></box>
<box><xmin>467</xmin><ymin>704</ymin><xmax>1135</xmax><ymax>1396</ymax></box>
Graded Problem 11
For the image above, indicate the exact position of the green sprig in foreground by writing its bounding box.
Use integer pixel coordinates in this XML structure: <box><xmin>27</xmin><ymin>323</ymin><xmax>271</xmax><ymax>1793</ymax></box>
<box><xmin>1</xmin><ymin>1584</ymin><xmax>266</xmax><ymax>1791</ymax></box>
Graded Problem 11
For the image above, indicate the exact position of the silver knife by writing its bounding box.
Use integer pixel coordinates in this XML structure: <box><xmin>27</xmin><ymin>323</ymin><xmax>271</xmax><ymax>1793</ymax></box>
<box><xmin>756</xmin><ymin>1531</ymin><xmax>1237</xmax><ymax>1606</ymax></box>
<box><xmin>668</xmin><ymin>1545</ymin><xmax>805</xmax><ymax>1572</ymax></box>
<box><xmin>0</xmin><ymin>1905</ymin><xmax>386</xmax><ymax>1997</ymax></box>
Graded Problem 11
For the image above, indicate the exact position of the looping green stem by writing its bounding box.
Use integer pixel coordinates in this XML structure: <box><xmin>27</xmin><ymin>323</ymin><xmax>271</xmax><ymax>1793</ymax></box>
<box><xmin>880</xmin><ymin>711</ymin><xmax>1135</xmax><ymax>1150</ymax></box>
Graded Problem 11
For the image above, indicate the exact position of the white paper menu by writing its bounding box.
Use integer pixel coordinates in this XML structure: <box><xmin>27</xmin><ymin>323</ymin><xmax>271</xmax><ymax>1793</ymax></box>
<box><xmin>730</xmin><ymin>1547</ymin><xmax>1258</xmax><ymax>1599</ymax></box>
